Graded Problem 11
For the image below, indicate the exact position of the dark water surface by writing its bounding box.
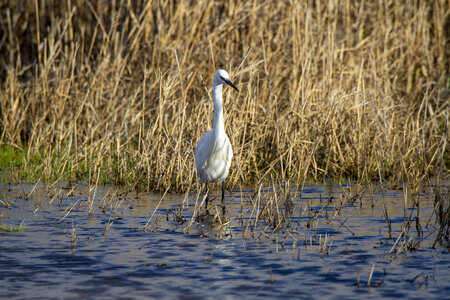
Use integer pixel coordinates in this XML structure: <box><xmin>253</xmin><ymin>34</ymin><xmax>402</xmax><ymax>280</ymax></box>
<box><xmin>0</xmin><ymin>182</ymin><xmax>448</xmax><ymax>299</ymax></box>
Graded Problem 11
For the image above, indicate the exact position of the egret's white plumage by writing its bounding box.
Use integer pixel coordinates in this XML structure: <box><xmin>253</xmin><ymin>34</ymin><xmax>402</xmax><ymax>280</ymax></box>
<box><xmin>195</xmin><ymin>70</ymin><xmax>239</xmax><ymax>209</ymax></box>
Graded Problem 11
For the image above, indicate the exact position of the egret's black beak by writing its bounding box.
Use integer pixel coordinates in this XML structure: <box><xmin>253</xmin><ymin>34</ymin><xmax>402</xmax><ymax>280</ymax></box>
<box><xmin>221</xmin><ymin>76</ymin><xmax>239</xmax><ymax>92</ymax></box>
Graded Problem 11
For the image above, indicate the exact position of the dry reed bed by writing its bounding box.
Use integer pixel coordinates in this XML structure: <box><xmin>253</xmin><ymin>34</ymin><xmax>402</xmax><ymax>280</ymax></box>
<box><xmin>0</xmin><ymin>1</ymin><xmax>448</xmax><ymax>192</ymax></box>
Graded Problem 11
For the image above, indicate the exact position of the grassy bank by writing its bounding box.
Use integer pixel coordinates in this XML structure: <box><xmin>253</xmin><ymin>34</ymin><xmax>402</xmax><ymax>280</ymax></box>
<box><xmin>0</xmin><ymin>1</ymin><xmax>448</xmax><ymax>192</ymax></box>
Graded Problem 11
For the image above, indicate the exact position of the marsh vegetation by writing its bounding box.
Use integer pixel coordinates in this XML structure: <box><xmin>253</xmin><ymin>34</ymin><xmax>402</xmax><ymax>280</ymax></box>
<box><xmin>0</xmin><ymin>1</ymin><xmax>448</xmax><ymax>297</ymax></box>
<box><xmin>0</xmin><ymin>0</ymin><xmax>448</xmax><ymax>191</ymax></box>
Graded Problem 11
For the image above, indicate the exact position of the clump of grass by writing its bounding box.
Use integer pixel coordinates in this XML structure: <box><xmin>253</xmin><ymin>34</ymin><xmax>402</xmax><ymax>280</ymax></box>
<box><xmin>0</xmin><ymin>145</ymin><xmax>25</xmax><ymax>169</ymax></box>
<box><xmin>0</xmin><ymin>1</ymin><xmax>448</xmax><ymax>191</ymax></box>
<box><xmin>68</xmin><ymin>223</ymin><xmax>78</xmax><ymax>255</ymax></box>
<box><xmin>0</xmin><ymin>221</ymin><xmax>28</xmax><ymax>232</ymax></box>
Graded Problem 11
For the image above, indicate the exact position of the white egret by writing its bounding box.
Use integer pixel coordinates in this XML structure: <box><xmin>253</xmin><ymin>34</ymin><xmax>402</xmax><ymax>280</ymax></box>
<box><xmin>195</xmin><ymin>69</ymin><xmax>239</xmax><ymax>211</ymax></box>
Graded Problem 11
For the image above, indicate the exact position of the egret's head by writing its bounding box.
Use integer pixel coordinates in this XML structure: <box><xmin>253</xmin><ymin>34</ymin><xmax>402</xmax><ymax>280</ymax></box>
<box><xmin>214</xmin><ymin>69</ymin><xmax>239</xmax><ymax>92</ymax></box>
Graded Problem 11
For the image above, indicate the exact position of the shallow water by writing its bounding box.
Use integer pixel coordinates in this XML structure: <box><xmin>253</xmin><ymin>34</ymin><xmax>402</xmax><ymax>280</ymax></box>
<box><xmin>0</xmin><ymin>182</ymin><xmax>448</xmax><ymax>299</ymax></box>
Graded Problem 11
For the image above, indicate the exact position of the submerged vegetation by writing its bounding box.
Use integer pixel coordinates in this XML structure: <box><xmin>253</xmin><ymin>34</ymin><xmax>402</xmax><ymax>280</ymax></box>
<box><xmin>0</xmin><ymin>1</ymin><xmax>448</xmax><ymax>191</ymax></box>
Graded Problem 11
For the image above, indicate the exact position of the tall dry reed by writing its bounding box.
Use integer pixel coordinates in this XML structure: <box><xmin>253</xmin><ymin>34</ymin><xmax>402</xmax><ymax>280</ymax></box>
<box><xmin>0</xmin><ymin>0</ymin><xmax>448</xmax><ymax>191</ymax></box>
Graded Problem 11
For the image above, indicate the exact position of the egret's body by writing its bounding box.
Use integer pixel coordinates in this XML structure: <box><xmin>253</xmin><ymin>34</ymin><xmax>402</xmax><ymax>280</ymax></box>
<box><xmin>195</xmin><ymin>70</ymin><xmax>239</xmax><ymax>210</ymax></box>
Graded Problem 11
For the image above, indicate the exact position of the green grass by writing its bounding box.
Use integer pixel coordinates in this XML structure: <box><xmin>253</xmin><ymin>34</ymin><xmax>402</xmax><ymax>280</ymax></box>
<box><xmin>0</xmin><ymin>222</ymin><xmax>28</xmax><ymax>232</ymax></box>
<box><xmin>0</xmin><ymin>145</ymin><xmax>25</xmax><ymax>170</ymax></box>
<box><xmin>0</xmin><ymin>144</ymin><xmax>44</xmax><ymax>183</ymax></box>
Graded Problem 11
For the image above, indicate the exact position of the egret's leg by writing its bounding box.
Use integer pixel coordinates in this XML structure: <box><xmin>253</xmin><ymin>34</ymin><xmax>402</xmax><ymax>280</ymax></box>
<box><xmin>221</xmin><ymin>182</ymin><xmax>225</xmax><ymax>203</ymax></box>
<box><xmin>221</xmin><ymin>182</ymin><xmax>226</xmax><ymax>214</ymax></box>
<box><xmin>205</xmin><ymin>183</ymin><xmax>209</xmax><ymax>209</ymax></box>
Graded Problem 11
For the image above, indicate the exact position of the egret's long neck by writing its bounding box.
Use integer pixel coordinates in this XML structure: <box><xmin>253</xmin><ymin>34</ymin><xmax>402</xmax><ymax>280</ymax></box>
<box><xmin>212</xmin><ymin>83</ymin><xmax>224</xmax><ymax>137</ymax></box>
